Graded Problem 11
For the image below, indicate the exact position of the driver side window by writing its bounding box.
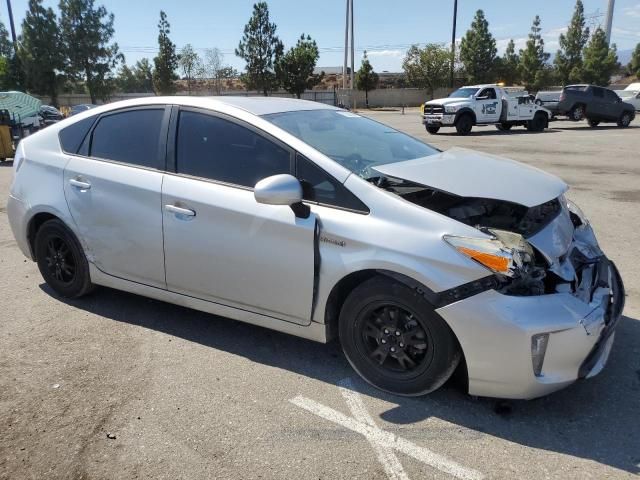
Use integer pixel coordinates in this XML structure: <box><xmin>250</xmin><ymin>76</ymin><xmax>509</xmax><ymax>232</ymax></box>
<box><xmin>478</xmin><ymin>88</ymin><xmax>496</xmax><ymax>99</ymax></box>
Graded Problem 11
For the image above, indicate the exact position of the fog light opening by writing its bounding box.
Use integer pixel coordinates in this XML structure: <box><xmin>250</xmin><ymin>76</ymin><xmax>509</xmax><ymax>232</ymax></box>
<box><xmin>531</xmin><ymin>333</ymin><xmax>549</xmax><ymax>377</ymax></box>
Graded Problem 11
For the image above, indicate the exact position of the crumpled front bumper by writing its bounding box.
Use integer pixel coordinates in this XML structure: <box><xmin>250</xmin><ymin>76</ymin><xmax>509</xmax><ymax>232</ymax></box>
<box><xmin>422</xmin><ymin>114</ymin><xmax>455</xmax><ymax>126</ymax></box>
<box><xmin>436</xmin><ymin>198</ymin><xmax>625</xmax><ymax>400</ymax></box>
<box><xmin>437</xmin><ymin>256</ymin><xmax>624</xmax><ymax>399</ymax></box>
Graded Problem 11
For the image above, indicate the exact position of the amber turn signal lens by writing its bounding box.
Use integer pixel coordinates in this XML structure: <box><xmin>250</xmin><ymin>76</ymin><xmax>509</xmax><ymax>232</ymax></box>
<box><xmin>457</xmin><ymin>247</ymin><xmax>510</xmax><ymax>273</ymax></box>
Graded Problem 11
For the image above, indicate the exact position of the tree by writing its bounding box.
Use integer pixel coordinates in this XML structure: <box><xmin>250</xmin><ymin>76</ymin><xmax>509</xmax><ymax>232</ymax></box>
<box><xmin>494</xmin><ymin>39</ymin><xmax>520</xmax><ymax>85</ymax></box>
<box><xmin>355</xmin><ymin>51</ymin><xmax>379</xmax><ymax>107</ymax></box>
<box><xmin>203</xmin><ymin>48</ymin><xmax>224</xmax><ymax>94</ymax></box>
<box><xmin>0</xmin><ymin>21</ymin><xmax>12</xmax><ymax>89</ymax></box>
<box><xmin>402</xmin><ymin>43</ymin><xmax>450</xmax><ymax>98</ymax></box>
<box><xmin>153</xmin><ymin>10</ymin><xmax>178</xmax><ymax>95</ymax></box>
<box><xmin>554</xmin><ymin>0</ymin><xmax>590</xmax><ymax>85</ymax></box>
<box><xmin>459</xmin><ymin>10</ymin><xmax>497</xmax><ymax>84</ymax></box>
<box><xmin>519</xmin><ymin>16</ymin><xmax>551</xmax><ymax>91</ymax></box>
<box><xmin>629</xmin><ymin>42</ymin><xmax>640</xmax><ymax>78</ymax></box>
<box><xmin>0</xmin><ymin>20</ymin><xmax>11</xmax><ymax>57</ymax></box>
<box><xmin>235</xmin><ymin>2</ymin><xmax>283</xmax><ymax>96</ymax></box>
<box><xmin>178</xmin><ymin>44</ymin><xmax>202</xmax><ymax>94</ymax></box>
<box><xmin>275</xmin><ymin>34</ymin><xmax>321</xmax><ymax>98</ymax></box>
<box><xmin>116</xmin><ymin>59</ymin><xmax>154</xmax><ymax>93</ymax></box>
<box><xmin>18</xmin><ymin>0</ymin><xmax>65</xmax><ymax>105</ymax></box>
<box><xmin>59</xmin><ymin>0</ymin><xmax>123</xmax><ymax>103</ymax></box>
<box><xmin>582</xmin><ymin>27</ymin><xmax>618</xmax><ymax>86</ymax></box>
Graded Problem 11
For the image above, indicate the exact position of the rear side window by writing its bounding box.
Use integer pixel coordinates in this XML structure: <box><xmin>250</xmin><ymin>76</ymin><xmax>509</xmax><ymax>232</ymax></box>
<box><xmin>90</xmin><ymin>109</ymin><xmax>165</xmax><ymax>169</ymax></box>
<box><xmin>592</xmin><ymin>87</ymin><xmax>604</xmax><ymax>98</ymax></box>
<box><xmin>605</xmin><ymin>89</ymin><xmax>619</xmax><ymax>102</ymax></box>
<box><xmin>176</xmin><ymin>110</ymin><xmax>291</xmax><ymax>188</ymax></box>
<box><xmin>59</xmin><ymin>116</ymin><xmax>96</xmax><ymax>154</ymax></box>
<box><xmin>296</xmin><ymin>154</ymin><xmax>368</xmax><ymax>212</ymax></box>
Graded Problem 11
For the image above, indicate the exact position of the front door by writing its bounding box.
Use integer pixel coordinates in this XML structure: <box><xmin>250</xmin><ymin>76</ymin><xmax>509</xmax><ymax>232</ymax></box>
<box><xmin>476</xmin><ymin>87</ymin><xmax>500</xmax><ymax>123</ymax></box>
<box><xmin>63</xmin><ymin>107</ymin><xmax>169</xmax><ymax>289</ymax></box>
<box><xmin>162</xmin><ymin>108</ymin><xmax>317</xmax><ymax>324</ymax></box>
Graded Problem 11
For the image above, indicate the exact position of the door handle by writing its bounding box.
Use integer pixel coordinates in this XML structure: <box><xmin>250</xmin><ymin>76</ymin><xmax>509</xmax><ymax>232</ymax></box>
<box><xmin>165</xmin><ymin>204</ymin><xmax>196</xmax><ymax>217</ymax></box>
<box><xmin>69</xmin><ymin>178</ymin><xmax>91</xmax><ymax>189</ymax></box>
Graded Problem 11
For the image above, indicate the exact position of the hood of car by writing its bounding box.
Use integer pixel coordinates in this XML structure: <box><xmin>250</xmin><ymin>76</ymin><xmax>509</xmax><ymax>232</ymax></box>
<box><xmin>425</xmin><ymin>97</ymin><xmax>470</xmax><ymax>106</ymax></box>
<box><xmin>372</xmin><ymin>147</ymin><xmax>568</xmax><ymax>208</ymax></box>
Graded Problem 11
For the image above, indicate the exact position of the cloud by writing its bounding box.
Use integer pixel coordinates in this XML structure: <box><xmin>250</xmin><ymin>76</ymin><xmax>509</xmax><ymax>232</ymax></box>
<box><xmin>612</xmin><ymin>27</ymin><xmax>640</xmax><ymax>40</ymax></box>
<box><xmin>365</xmin><ymin>50</ymin><xmax>405</xmax><ymax>58</ymax></box>
<box><xmin>623</xmin><ymin>3</ymin><xmax>640</xmax><ymax>18</ymax></box>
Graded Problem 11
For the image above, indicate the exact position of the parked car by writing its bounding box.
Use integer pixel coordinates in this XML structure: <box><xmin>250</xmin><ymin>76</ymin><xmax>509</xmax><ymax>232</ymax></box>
<box><xmin>69</xmin><ymin>104</ymin><xmax>97</xmax><ymax>116</ymax></box>
<box><xmin>534</xmin><ymin>90</ymin><xmax>561</xmax><ymax>110</ymax></box>
<box><xmin>422</xmin><ymin>84</ymin><xmax>551</xmax><ymax>135</ymax></box>
<box><xmin>38</xmin><ymin>105</ymin><xmax>64</xmax><ymax>126</ymax></box>
<box><xmin>557</xmin><ymin>84</ymin><xmax>635</xmax><ymax>126</ymax></box>
<box><xmin>7</xmin><ymin>97</ymin><xmax>624</xmax><ymax>400</ymax></box>
<box><xmin>615</xmin><ymin>89</ymin><xmax>640</xmax><ymax>112</ymax></box>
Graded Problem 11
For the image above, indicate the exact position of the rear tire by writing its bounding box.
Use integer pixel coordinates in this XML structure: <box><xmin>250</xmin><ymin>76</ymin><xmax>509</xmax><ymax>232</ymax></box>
<box><xmin>425</xmin><ymin>125</ymin><xmax>440</xmax><ymax>134</ymax></box>
<box><xmin>588</xmin><ymin>118</ymin><xmax>600</xmax><ymax>127</ymax></box>
<box><xmin>455</xmin><ymin>114</ymin><xmax>473</xmax><ymax>135</ymax></box>
<box><xmin>339</xmin><ymin>276</ymin><xmax>461</xmax><ymax>396</ymax></box>
<box><xmin>617</xmin><ymin>111</ymin><xmax>632</xmax><ymax>128</ymax></box>
<box><xmin>34</xmin><ymin>219</ymin><xmax>93</xmax><ymax>298</ymax></box>
<box><xmin>569</xmin><ymin>104</ymin><xmax>585</xmax><ymax>121</ymax></box>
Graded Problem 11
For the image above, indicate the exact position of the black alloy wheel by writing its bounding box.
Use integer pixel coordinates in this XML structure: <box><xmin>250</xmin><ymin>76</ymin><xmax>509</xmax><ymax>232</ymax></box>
<box><xmin>35</xmin><ymin>219</ymin><xmax>93</xmax><ymax>298</ymax></box>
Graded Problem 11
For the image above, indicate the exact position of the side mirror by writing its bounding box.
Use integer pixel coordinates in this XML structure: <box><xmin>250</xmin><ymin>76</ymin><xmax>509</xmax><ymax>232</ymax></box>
<box><xmin>254</xmin><ymin>174</ymin><xmax>310</xmax><ymax>218</ymax></box>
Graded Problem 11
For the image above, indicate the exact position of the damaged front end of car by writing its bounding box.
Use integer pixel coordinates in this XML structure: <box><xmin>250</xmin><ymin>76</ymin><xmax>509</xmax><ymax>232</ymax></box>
<box><xmin>371</xmin><ymin>173</ymin><xmax>625</xmax><ymax>397</ymax></box>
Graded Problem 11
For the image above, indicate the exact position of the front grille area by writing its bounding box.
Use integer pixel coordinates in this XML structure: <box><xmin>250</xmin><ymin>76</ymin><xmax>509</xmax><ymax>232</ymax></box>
<box><xmin>424</xmin><ymin>104</ymin><xmax>444</xmax><ymax>115</ymax></box>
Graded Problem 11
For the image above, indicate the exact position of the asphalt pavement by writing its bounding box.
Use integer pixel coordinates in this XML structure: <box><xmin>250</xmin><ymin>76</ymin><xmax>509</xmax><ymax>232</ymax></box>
<box><xmin>1</xmin><ymin>114</ymin><xmax>639</xmax><ymax>479</ymax></box>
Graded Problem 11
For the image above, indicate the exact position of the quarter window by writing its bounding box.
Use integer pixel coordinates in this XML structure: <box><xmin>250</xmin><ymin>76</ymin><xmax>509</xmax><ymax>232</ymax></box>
<box><xmin>59</xmin><ymin>115</ymin><xmax>97</xmax><ymax>154</ymax></box>
<box><xmin>90</xmin><ymin>109</ymin><xmax>165</xmax><ymax>168</ymax></box>
<box><xmin>296</xmin><ymin>154</ymin><xmax>368</xmax><ymax>212</ymax></box>
<box><xmin>176</xmin><ymin>110</ymin><xmax>291</xmax><ymax>187</ymax></box>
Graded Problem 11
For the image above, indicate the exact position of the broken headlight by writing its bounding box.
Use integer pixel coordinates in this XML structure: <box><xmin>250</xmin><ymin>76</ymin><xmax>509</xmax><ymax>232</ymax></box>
<box><xmin>443</xmin><ymin>229</ymin><xmax>535</xmax><ymax>278</ymax></box>
<box><xmin>563</xmin><ymin>196</ymin><xmax>589</xmax><ymax>227</ymax></box>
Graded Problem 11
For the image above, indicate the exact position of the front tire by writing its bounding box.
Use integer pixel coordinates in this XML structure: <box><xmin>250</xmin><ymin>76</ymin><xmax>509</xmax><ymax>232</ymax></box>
<box><xmin>339</xmin><ymin>276</ymin><xmax>461</xmax><ymax>396</ymax></box>
<box><xmin>34</xmin><ymin>219</ymin><xmax>93</xmax><ymax>298</ymax></box>
<box><xmin>527</xmin><ymin>112</ymin><xmax>547</xmax><ymax>132</ymax></box>
<box><xmin>425</xmin><ymin>125</ymin><xmax>440</xmax><ymax>134</ymax></box>
<box><xmin>455</xmin><ymin>114</ymin><xmax>473</xmax><ymax>135</ymax></box>
<box><xmin>617</xmin><ymin>111</ymin><xmax>632</xmax><ymax>128</ymax></box>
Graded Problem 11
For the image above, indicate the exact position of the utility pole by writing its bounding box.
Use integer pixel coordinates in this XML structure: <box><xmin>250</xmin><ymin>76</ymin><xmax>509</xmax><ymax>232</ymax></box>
<box><xmin>350</xmin><ymin>0</ymin><xmax>354</xmax><ymax>91</ymax></box>
<box><xmin>343</xmin><ymin>0</ymin><xmax>350</xmax><ymax>89</ymax></box>
<box><xmin>450</xmin><ymin>0</ymin><xmax>458</xmax><ymax>88</ymax></box>
<box><xmin>604</xmin><ymin>0</ymin><xmax>615</xmax><ymax>45</ymax></box>
<box><xmin>5</xmin><ymin>0</ymin><xmax>18</xmax><ymax>55</ymax></box>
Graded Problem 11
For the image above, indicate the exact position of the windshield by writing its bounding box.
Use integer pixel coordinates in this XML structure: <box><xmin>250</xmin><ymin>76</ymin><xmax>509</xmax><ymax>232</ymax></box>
<box><xmin>263</xmin><ymin>109</ymin><xmax>439</xmax><ymax>179</ymax></box>
<box><xmin>449</xmin><ymin>87</ymin><xmax>480</xmax><ymax>98</ymax></box>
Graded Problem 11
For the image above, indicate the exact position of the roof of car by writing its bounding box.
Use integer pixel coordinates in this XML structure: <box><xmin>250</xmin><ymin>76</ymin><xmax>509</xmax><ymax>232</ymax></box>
<box><xmin>210</xmin><ymin>96</ymin><xmax>339</xmax><ymax>115</ymax></box>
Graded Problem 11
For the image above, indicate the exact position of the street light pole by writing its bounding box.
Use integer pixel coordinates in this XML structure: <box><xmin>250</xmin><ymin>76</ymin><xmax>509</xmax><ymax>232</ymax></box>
<box><xmin>5</xmin><ymin>0</ymin><xmax>18</xmax><ymax>55</ymax></box>
<box><xmin>604</xmin><ymin>0</ymin><xmax>615</xmax><ymax>45</ymax></box>
<box><xmin>450</xmin><ymin>0</ymin><xmax>458</xmax><ymax>89</ymax></box>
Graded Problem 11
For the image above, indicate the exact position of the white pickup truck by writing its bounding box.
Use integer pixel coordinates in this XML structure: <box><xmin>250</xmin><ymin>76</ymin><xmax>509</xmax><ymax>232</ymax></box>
<box><xmin>422</xmin><ymin>84</ymin><xmax>551</xmax><ymax>135</ymax></box>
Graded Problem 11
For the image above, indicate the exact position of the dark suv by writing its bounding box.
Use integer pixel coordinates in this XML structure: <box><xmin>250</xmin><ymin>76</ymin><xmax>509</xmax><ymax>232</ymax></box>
<box><xmin>557</xmin><ymin>84</ymin><xmax>635</xmax><ymax>127</ymax></box>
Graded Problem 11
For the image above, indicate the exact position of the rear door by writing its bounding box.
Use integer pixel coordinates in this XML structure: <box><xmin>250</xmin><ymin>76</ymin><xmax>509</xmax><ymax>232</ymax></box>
<box><xmin>590</xmin><ymin>87</ymin><xmax>607</xmax><ymax>118</ymax></box>
<box><xmin>161</xmin><ymin>108</ymin><xmax>317</xmax><ymax>324</ymax></box>
<box><xmin>63</xmin><ymin>106</ymin><xmax>169</xmax><ymax>289</ymax></box>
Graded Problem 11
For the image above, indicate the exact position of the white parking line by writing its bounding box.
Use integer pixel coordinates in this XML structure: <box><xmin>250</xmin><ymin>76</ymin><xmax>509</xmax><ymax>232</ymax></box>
<box><xmin>338</xmin><ymin>378</ymin><xmax>409</xmax><ymax>480</ymax></box>
<box><xmin>289</xmin><ymin>380</ymin><xmax>484</xmax><ymax>480</ymax></box>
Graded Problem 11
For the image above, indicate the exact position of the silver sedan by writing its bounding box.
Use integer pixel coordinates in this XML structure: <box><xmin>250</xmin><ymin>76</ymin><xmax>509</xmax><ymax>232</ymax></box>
<box><xmin>7</xmin><ymin>97</ymin><xmax>624</xmax><ymax>399</ymax></box>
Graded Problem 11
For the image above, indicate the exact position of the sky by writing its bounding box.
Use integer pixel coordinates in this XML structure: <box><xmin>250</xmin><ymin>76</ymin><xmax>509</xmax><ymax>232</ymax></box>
<box><xmin>2</xmin><ymin>0</ymin><xmax>639</xmax><ymax>72</ymax></box>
